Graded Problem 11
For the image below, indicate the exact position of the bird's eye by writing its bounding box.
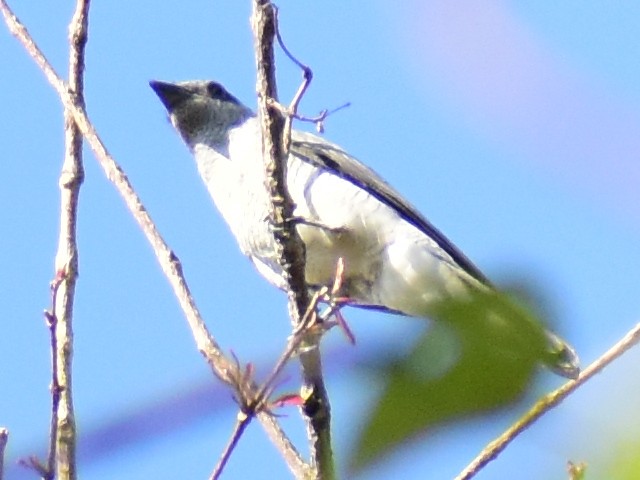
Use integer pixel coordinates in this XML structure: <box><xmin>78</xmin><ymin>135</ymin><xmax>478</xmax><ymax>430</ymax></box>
<box><xmin>207</xmin><ymin>82</ymin><xmax>226</xmax><ymax>99</ymax></box>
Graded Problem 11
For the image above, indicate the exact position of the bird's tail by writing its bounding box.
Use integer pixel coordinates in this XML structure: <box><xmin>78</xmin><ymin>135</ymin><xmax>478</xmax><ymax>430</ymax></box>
<box><xmin>426</xmin><ymin>287</ymin><xmax>580</xmax><ymax>380</ymax></box>
<box><xmin>544</xmin><ymin>330</ymin><xmax>580</xmax><ymax>379</ymax></box>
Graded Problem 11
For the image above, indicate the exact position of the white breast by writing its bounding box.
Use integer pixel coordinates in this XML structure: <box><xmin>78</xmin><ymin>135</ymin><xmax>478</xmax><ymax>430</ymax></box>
<box><xmin>195</xmin><ymin>118</ymin><xmax>476</xmax><ymax>319</ymax></box>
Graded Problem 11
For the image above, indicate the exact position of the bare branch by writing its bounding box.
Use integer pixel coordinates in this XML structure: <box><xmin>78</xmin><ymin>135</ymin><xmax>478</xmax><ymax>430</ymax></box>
<box><xmin>271</xmin><ymin>7</ymin><xmax>350</xmax><ymax>134</ymax></box>
<box><xmin>272</xmin><ymin>6</ymin><xmax>311</xmax><ymax>141</ymax></box>
<box><xmin>456</xmin><ymin>320</ymin><xmax>640</xmax><ymax>480</ymax></box>
<box><xmin>0</xmin><ymin>0</ymin><xmax>232</xmax><ymax>384</ymax></box>
<box><xmin>0</xmin><ymin>428</ymin><xmax>8</xmax><ymax>480</ymax></box>
<box><xmin>254</xmin><ymin>289</ymin><xmax>326</xmax><ymax>406</ymax></box>
<box><xmin>214</xmin><ymin>284</ymin><xmax>343</xmax><ymax>479</ymax></box>
<box><xmin>210</xmin><ymin>413</ymin><xmax>252</xmax><ymax>480</ymax></box>
<box><xmin>217</xmin><ymin>290</ymin><xmax>337</xmax><ymax>479</ymax></box>
<box><xmin>252</xmin><ymin>1</ymin><xmax>335</xmax><ymax>478</ymax></box>
<box><xmin>0</xmin><ymin>2</ymin><xmax>308</xmax><ymax>477</ymax></box>
<box><xmin>40</xmin><ymin>2</ymin><xmax>92</xmax><ymax>478</ymax></box>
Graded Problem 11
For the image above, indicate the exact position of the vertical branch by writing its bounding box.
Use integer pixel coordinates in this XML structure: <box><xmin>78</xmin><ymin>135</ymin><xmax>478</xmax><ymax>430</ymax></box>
<box><xmin>47</xmin><ymin>1</ymin><xmax>90</xmax><ymax>478</ymax></box>
<box><xmin>0</xmin><ymin>0</ymin><xmax>233</xmax><ymax>385</ymax></box>
<box><xmin>0</xmin><ymin>428</ymin><xmax>7</xmax><ymax>480</ymax></box>
<box><xmin>1</xmin><ymin>3</ymin><xmax>309</xmax><ymax>477</ymax></box>
<box><xmin>251</xmin><ymin>2</ymin><xmax>335</xmax><ymax>479</ymax></box>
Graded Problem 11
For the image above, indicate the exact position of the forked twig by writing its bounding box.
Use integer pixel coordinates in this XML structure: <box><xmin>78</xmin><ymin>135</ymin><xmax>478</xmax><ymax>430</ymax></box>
<box><xmin>215</xmin><ymin>254</ymin><xmax>352</xmax><ymax>478</ymax></box>
<box><xmin>252</xmin><ymin>1</ymin><xmax>335</xmax><ymax>478</ymax></box>
<box><xmin>272</xmin><ymin>5</ymin><xmax>350</xmax><ymax>135</ymax></box>
<box><xmin>36</xmin><ymin>1</ymin><xmax>90</xmax><ymax>478</ymax></box>
<box><xmin>213</xmin><ymin>258</ymin><xmax>347</xmax><ymax>479</ymax></box>
<box><xmin>0</xmin><ymin>1</ymin><xmax>309</xmax><ymax>477</ymax></box>
<box><xmin>210</xmin><ymin>307</ymin><xmax>316</xmax><ymax>480</ymax></box>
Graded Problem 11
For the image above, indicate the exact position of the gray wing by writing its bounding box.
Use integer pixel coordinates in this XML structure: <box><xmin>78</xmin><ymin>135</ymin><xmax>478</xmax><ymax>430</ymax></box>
<box><xmin>290</xmin><ymin>130</ymin><xmax>491</xmax><ymax>286</ymax></box>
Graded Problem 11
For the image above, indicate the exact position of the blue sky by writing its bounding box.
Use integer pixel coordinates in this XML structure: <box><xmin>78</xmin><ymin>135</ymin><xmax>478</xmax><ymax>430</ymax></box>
<box><xmin>2</xmin><ymin>1</ymin><xmax>640</xmax><ymax>479</ymax></box>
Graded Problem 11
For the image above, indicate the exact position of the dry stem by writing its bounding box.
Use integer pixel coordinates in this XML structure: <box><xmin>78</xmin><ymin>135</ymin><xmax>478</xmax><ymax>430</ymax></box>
<box><xmin>252</xmin><ymin>1</ymin><xmax>335</xmax><ymax>478</ymax></box>
<box><xmin>210</xmin><ymin>413</ymin><xmax>252</xmax><ymax>480</ymax></box>
<box><xmin>0</xmin><ymin>2</ymin><xmax>308</xmax><ymax>477</ymax></box>
<box><xmin>0</xmin><ymin>428</ymin><xmax>8</xmax><ymax>480</ymax></box>
<box><xmin>456</xmin><ymin>321</ymin><xmax>640</xmax><ymax>480</ymax></box>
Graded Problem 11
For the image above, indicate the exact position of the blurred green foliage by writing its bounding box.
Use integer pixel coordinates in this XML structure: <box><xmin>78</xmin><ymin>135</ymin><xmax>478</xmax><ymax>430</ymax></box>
<box><xmin>604</xmin><ymin>439</ymin><xmax>640</xmax><ymax>479</ymax></box>
<box><xmin>350</xmin><ymin>288</ymin><xmax>554</xmax><ymax>472</ymax></box>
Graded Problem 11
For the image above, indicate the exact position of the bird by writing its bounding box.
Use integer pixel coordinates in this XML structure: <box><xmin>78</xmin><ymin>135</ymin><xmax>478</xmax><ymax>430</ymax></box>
<box><xmin>150</xmin><ymin>79</ymin><xmax>579</xmax><ymax>379</ymax></box>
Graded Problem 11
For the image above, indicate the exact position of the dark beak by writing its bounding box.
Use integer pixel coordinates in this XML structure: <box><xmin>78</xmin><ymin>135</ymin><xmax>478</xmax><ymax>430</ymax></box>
<box><xmin>149</xmin><ymin>80</ymin><xmax>189</xmax><ymax>111</ymax></box>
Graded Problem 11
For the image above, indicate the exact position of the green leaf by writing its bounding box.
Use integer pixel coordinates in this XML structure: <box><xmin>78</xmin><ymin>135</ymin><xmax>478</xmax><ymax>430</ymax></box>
<box><xmin>350</xmin><ymin>289</ymin><xmax>551</xmax><ymax>473</ymax></box>
<box><xmin>605</xmin><ymin>439</ymin><xmax>640</xmax><ymax>479</ymax></box>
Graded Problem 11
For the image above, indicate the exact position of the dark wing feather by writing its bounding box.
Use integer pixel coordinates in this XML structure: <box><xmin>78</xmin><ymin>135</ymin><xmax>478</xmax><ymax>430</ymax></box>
<box><xmin>290</xmin><ymin>132</ymin><xmax>491</xmax><ymax>286</ymax></box>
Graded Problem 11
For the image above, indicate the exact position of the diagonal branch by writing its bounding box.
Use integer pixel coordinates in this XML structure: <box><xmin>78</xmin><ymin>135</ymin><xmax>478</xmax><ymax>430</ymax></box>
<box><xmin>0</xmin><ymin>2</ymin><xmax>309</xmax><ymax>477</ymax></box>
<box><xmin>251</xmin><ymin>2</ymin><xmax>335</xmax><ymax>479</ymax></box>
<box><xmin>210</xmin><ymin>413</ymin><xmax>253</xmax><ymax>480</ymax></box>
<box><xmin>456</xmin><ymin>320</ymin><xmax>640</xmax><ymax>480</ymax></box>
<box><xmin>0</xmin><ymin>0</ymin><xmax>230</xmax><ymax>384</ymax></box>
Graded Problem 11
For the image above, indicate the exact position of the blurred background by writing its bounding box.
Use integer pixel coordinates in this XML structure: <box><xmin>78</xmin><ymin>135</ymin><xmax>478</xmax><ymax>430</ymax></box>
<box><xmin>2</xmin><ymin>1</ymin><xmax>640</xmax><ymax>478</ymax></box>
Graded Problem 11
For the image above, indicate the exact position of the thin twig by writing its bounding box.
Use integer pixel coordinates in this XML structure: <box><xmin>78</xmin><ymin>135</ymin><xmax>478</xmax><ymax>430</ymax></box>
<box><xmin>217</xmin><ymin>269</ymin><xmax>343</xmax><ymax>476</ymax></box>
<box><xmin>272</xmin><ymin>6</ymin><xmax>312</xmax><ymax>142</ymax></box>
<box><xmin>212</xmin><ymin>290</ymin><xmax>329</xmax><ymax>479</ymax></box>
<box><xmin>0</xmin><ymin>428</ymin><xmax>8</xmax><ymax>480</ymax></box>
<box><xmin>0</xmin><ymin>0</ymin><xmax>231</xmax><ymax>384</ymax></box>
<box><xmin>44</xmin><ymin>308</ymin><xmax>58</xmax><ymax>480</ymax></box>
<box><xmin>210</xmin><ymin>413</ymin><xmax>253</xmax><ymax>480</ymax></box>
<box><xmin>268</xmin><ymin>97</ymin><xmax>352</xmax><ymax>135</ymax></box>
<box><xmin>0</xmin><ymin>2</ymin><xmax>309</xmax><ymax>477</ymax></box>
<box><xmin>41</xmin><ymin>275</ymin><xmax>63</xmax><ymax>480</ymax></box>
<box><xmin>272</xmin><ymin>6</ymin><xmax>350</xmax><ymax>134</ymax></box>
<box><xmin>258</xmin><ymin>414</ymin><xmax>310</xmax><ymax>477</ymax></box>
<box><xmin>252</xmin><ymin>1</ymin><xmax>335</xmax><ymax>478</ymax></box>
<box><xmin>456</xmin><ymin>321</ymin><xmax>640</xmax><ymax>480</ymax></box>
<box><xmin>253</xmin><ymin>290</ymin><xmax>324</xmax><ymax>406</ymax></box>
